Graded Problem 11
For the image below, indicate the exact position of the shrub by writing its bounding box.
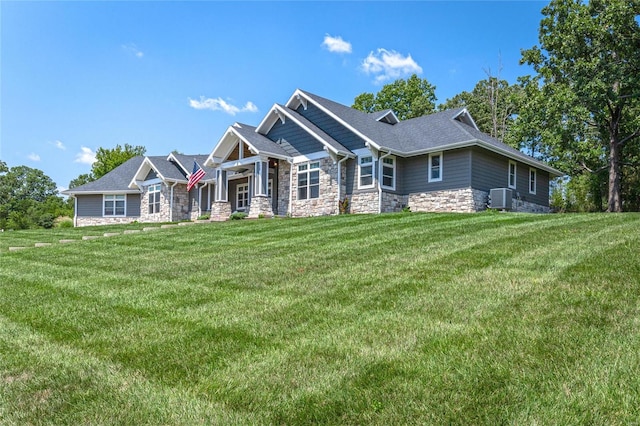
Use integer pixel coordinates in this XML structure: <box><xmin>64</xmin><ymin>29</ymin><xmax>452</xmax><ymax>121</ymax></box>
<box><xmin>197</xmin><ymin>213</ymin><xmax>210</xmax><ymax>220</ymax></box>
<box><xmin>57</xmin><ymin>219</ymin><xmax>74</xmax><ymax>228</ymax></box>
<box><xmin>230</xmin><ymin>212</ymin><xmax>248</xmax><ymax>220</ymax></box>
<box><xmin>339</xmin><ymin>197</ymin><xmax>350</xmax><ymax>214</ymax></box>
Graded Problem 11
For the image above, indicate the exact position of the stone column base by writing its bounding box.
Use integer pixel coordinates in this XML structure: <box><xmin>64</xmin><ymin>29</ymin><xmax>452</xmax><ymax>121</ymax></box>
<box><xmin>210</xmin><ymin>202</ymin><xmax>232</xmax><ymax>221</ymax></box>
<box><xmin>248</xmin><ymin>196</ymin><xmax>274</xmax><ymax>218</ymax></box>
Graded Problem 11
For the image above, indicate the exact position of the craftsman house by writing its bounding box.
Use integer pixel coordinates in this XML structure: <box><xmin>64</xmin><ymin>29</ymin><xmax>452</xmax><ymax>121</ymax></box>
<box><xmin>204</xmin><ymin>89</ymin><xmax>562</xmax><ymax>220</ymax></box>
<box><xmin>63</xmin><ymin>89</ymin><xmax>562</xmax><ymax>226</ymax></box>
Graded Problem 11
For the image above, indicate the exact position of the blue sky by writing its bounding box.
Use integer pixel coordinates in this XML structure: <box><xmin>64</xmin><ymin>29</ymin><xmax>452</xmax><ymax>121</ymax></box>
<box><xmin>1</xmin><ymin>1</ymin><xmax>547</xmax><ymax>192</ymax></box>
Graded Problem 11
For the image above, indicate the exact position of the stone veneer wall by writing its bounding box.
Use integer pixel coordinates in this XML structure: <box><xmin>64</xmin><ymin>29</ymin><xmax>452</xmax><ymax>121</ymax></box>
<box><xmin>408</xmin><ymin>188</ymin><xmax>489</xmax><ymax>213</ymax></box>
<box><xmin>277</xmin><ymin>161</ymin><xmax>291</xmax><ymax>216</ymax></box>
<box><xmin>139</xmin><ymin>183</ymin><xmax>191</xmax><ymax>223</ymax></box>
<box><xmin>76</xmin><ymin>216</ymin><xmax>139</xmax><ymax>227</ymax></box>
<box><xmin>290</xmin><ymin>157</ymin><xmax>340</xmax><ymax>217</ymax></box>
<box><xmin>381</xmin><ymin>192</ymin><xmax>408</xmax><ymax>213</ymax></box>
<box><xmin>510</xmin><ymin>198</ymin><xmax>550</xmax><ymax>213</ymax></box>
<box><xmin>248</xmin><ymin>195</ymin><xmax>274</xmax><ymax>218</ymax></box>
<box><xmin>210</xmin><ymin>201</ymin><xmax>232</xmax><ymax>221</ymax></box>
<box><xmin>349</xmin><ymin>190</ymin><xmax>379</xmax><ymax>214</ymax></box>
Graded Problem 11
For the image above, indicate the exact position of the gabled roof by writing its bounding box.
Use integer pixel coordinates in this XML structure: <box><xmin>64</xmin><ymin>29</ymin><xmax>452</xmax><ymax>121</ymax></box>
<box><xmin>255</xmin><ymin>104</ymin><xmax>353</xmax><ymax>157</ymax></box>
<box><xmin>63</xmin><ymin>156</ymin><xmax>144</xmax><ymax>195</ymax></box>
<box><xmin>206</xmin><ymin>123</ymin><xmax>292</xmax><ymax>166</ymax></box>
<box><xmin>287</xmin><ymin>89</ymin><xmax>561</xmax><ymax>176</ymax></box>
<box><xmin>167</xmin><ymin>153</ymin><xmax>216</xmax><ymax>180</ymax></box>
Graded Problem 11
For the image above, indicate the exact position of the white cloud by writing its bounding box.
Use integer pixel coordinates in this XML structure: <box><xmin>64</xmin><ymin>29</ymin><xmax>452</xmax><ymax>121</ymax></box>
<box><xmin>322</xmin><ymin>34</ymin><xmax>352</xmax><ymax>54</ymax></box>
<box><xmin>362</xmin><ymin>48</ymin><xmax>423</xmax><ymax>84</ymax></box>
<box><xmin>122</xmin><ymin>43</ymin><xmax>144</xmax><ymax>58</ymax></box>
<box><xmin>49</xmin><ymin>140</ymin><xmax>66</xmax><ymax>150</ymax></box>
<box><xmin>75</xmin><ymin>146</ymin><xmax>97</xmax><ymax>165</ymax></box>
<box><xmin>188</xmin><ymin>97</ymin><xmax>258</xmax><ymax>115</ymax></box>
<box><xmin>28</xmin><ymin>153</ymin><xmax>41</xmax><ymax>162</ymax></box>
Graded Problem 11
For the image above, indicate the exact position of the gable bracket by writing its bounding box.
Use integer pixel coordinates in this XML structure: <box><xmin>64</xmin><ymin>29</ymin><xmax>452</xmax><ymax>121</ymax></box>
<box><xmin>296</xmin><ymin>94</ymin><xmax>308</xmax><ymax>110</ymax></box>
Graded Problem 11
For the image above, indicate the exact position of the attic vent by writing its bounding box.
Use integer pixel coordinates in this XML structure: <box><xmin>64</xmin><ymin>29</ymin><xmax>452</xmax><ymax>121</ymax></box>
<box><xmin>489</xmin><ymin>188</ymin><xmax>513</xmax><ymax>210</ymax></box>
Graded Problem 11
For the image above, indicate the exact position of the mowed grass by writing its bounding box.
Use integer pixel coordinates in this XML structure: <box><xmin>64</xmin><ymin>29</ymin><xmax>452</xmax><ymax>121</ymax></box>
<box><xmin>1</xmin><ymin>212</ymin><xmax>639</xmax><ymax>425</ymax></box>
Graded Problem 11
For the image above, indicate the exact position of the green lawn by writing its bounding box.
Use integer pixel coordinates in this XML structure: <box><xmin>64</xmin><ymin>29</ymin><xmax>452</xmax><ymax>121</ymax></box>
<box><xmin>1</xmin><ymin>213</ymin><xmax>639</xmax><ymax>425</ymax></box>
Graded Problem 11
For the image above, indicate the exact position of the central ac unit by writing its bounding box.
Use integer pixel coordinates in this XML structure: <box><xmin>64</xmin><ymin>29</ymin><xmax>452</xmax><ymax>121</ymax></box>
<box><xmin>490</xmin><ymin>188</ymin><xmax>513</xmax><ymax>210</ymax></box>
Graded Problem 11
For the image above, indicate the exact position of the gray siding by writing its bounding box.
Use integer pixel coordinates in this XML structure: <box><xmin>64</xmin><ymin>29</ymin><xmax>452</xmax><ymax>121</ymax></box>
<box><xmin>345</xmin><ymin>158</ymin><xmax>379</xmax><ymax>195</ymax></box>
<box><xmin>267</xmin><ymin>119</ymin><xmax>324</xmax><ymax>156</ymax></box>
<box><xmin>76</xmin><ymin>193</ymin><xmax>140</xmax><ymax>217</ymax></box>
<box><xmin>126</xmin><ymin>194</ymin><xmax>141</xmax><ymax>216</ymax></box>
<box><xmin>144</xmin><ymin>169</ymin><xmax>157</xmax><ymax>180</ymax></box>
<box><xmin>470</xmin><ymin>147</ymin><xmax>550</xmax><ymax>206</ymax></box>
<box><xmin>296</xmin><ymin>104</ymin><xmax>367</xmax><ymax>152</ymax></box>
<box><xmin>76</xmin><ymin>194</ymin><xmax>103</xmax><ymax>217</ymax></box>
<box><xmin>402</xmin><ymin>149</ymin><xmax>471</xmax><ymax>194</ymax></box>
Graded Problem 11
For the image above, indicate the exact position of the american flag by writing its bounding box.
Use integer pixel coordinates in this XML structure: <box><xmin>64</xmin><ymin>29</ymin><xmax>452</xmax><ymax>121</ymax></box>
<box><xmin>187</xmin><ymin>161</ymin><xmax>206</xmax><ymax>191</ymax></box>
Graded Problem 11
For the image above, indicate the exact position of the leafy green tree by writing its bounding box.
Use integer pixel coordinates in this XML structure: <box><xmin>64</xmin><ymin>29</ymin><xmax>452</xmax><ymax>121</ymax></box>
<box><xmin>352</xmin><ymin>74</ymin><xmax>437</xmax><ymax>120</ymax></box>
<box><xmin>69</xmin><ymin>144</ymin><xmax>146</xmax><ymax>189</ymax></box>
<box><xmin>521</xmin><ymin>0</ymin><xmax>640</xmax><ymax>212</ymax></box>
<box><xmin>68</xmin><ymin>173</ymin><xmax>93</xmax><ymax>189</ymax></box>
<box><xmin>91</xmin><ymin>143</ymin><xmax>146</xmax><ymax>180</ymax></box>
<box><xmin>440</xmin><ymin>77</ymin><xmax>522</xmax><ymax>144</ymax></box>
<box><xmin>0</xmin><ymin>164</ymin><xmax>62</xmax><ymax>229</ymax></box>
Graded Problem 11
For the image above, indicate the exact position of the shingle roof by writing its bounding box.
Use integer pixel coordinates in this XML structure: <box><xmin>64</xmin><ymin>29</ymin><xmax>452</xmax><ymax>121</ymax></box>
<box><xmin>279</xmin><ymin>105</ymin><xmax>352</xmax><ymax>155</ymax></box>
<box><xmin>169</xmin><ymin>153</ymin><xmax>216</xmax><ymax>180</ymax></box>
<box><xmin>233</xmin><ymin>123</ymin><xmax>292</xmax><ymax>158</ymax></box>
<box><xmin>298</xmin><ymin>90</ymin><xmax>562</xmax><ymax>175</ymax></box>
<box><xmin>63</xmin><ymin>156</ymin><xmax>144</xmax><ymax>194</ymax></box>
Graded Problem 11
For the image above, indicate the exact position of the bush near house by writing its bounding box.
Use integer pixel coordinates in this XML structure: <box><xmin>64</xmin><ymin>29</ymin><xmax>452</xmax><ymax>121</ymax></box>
<box><xmin>1</xmin><ymin>213</ymin><xmax>639</xmax><ymax>424</ymax></box>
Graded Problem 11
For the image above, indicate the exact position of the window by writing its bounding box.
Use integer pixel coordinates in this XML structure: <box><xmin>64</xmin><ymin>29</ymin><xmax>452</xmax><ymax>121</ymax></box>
<box><xmin>237</xmin><ymin>183</ymin><xmax>249</xmax><ymax>210</ymax></box>
<box><xmin>298</xmin><ymin>161</ymin><xmax>320</xmax><ymax>200</ymax></box>
<box><xmin>104</xmin><ymin>194</ymin><xmax>126</xmax><ymax>216</ymax></box>
<box><xmin>381</xmin><ymin>156</ymin><xmax>396</xmax><ymax>190</ymax></box>
<box><xmin>148</xmin><ymin>184</ymin><xmax>161</xmax><ymax>214</ymax></box>
<box><xmin>529</xmin><ymin>168</ymin><xmax>537</xmax><ymax>194</ymax></box>
<box><xmin>508</xmin><ymin>161</ymin><xmax>517</xmax><ymax>189</ymax></box>
<box><xmin>358</xmin><ymin>156</ymin><xmax>374</xmax><ymax>188</ymax></box>
<box><xmin>268</xmin><ymin>179</ymin><xmax>273</xmax><ymax>200</ymax></box>
<box><xmin>428</xmin><ymin>152</ymin><xmax>443</xmax><ymax>182</ymax></box>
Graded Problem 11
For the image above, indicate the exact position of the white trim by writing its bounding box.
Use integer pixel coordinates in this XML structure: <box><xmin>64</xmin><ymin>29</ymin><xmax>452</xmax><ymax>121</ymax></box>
<box><xmin>375</xmin><ymin>110</ymin><xmax>399</xmax><ymax>124</ymax></box>
<box><xmin>148</xmin><ymin>183</ymin><xmax>162</xmax><ymax>214</ymax></box>
<box><xmin>236</xmin><ymin>182</ymin><xmax>249</xmax><ymax>211</ymax></box>
<box><xmin>357</xmin><ymin>154</ymin><xmax>375</xmax><ymax>189</ymax></box>
<box><xmin>452</xmin><ymin>108</ymin><xmax>480</xmax><ymax>131</ymax></box>
<box><xmin>428</xmin><ymin>152</ymin><xmax>443</xmax><ymax>183</ymax></box>
<box><xmin>508</xmin><ymin>160</ymin><xmax>517</xmax><ymax>189</ymax></box>
<box><xmin>529</xmin><ymin>167</ymin><xmax>537</xmax><ymax>195</ymax></box>
<box><xmin>220</xmin><ymin>155</ymin><xmax>262</xmax><ymax>170</ymax></box>
<box><xmin>292</xmin><ymin>151</ymin><xmax>330</xmax><ymax>164</ymax></box>
<box><xmin>103</xmin><ymin>194</ymin><xmax>127</xmax><ymax>217</ymax></box>
<box><xmin>296</xmin><ymin>161</ymin><xmax>320</xmax><ymax>200</ymax></box>
<box><xmin>380</xmin><ymin>155</ymin><xmax>396</xmax><ymax>191</ymax></box>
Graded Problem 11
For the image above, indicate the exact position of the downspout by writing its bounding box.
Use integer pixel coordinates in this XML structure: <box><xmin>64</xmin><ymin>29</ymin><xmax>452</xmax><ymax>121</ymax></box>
<box><xmin>169</xmin><ymin>181</ymin><xmax>178</xmax><ymax>222</ymax></box>
<box><xmin>288</xmin><ymin>158</ymin><xmax>294</xmax><ymax>216</ymax></box>
<box><xmin>73</xmin><ymin>196</ymin><xmax>77</xmax><ymax>227</ymax></box>
<box><xmin>378</xmin><ymin>151</ymin><xmax>392</xmax><ymax>214</ymax></box>
<box><xmin>197</xmin><ymin>183</ymin><xmax>203</xmax><ymax>218</ymax></box>
<box><xmin>337</xmin><ymin>155</ymin><xmax>349</xmax><ymax>212</ymax></box>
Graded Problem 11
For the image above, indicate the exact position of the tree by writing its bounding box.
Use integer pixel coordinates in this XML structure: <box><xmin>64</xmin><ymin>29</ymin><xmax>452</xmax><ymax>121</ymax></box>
<box><xmin>92</xmin><ymin>143</ymin><xmax>146</xmax><ymax>180</ymax></box>
<box><xmin>0</xmin><ymin>164</ymin><xmax>63</xmax><ymax>229</ymax></box>
<box><xmin>352</xmin><ymin>74</ymin><xmax>437</xmax><ymax>120</ymax></box>
<box><xmin>68</xmin><ymin>143</ymin><xmax>146</xmax><ymax>189</ymax></box>
<box><xmin>521</xmin><ymin>0</ymin><xmax>640</xmax><ymax>212</ymax></box>
<box><xmin>68</xmin><ymin>173</ymin><xmax>93</xmax><ymax>189</ymax></box>
<box><xmin>439</xmin><ymin>76</ymin><xmax>522</xmax><ymax>145</ymax></box>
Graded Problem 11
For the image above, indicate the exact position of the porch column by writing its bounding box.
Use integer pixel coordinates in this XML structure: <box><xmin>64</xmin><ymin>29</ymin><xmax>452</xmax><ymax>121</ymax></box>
<box><xmin>248</xmin><ymin>159</ymin><xmax>274</xmax><ymax>218</ymax></box>
<box><xmin>211</xmin><ymin>168</ymin><xmax>231</xmax><ymax>221</ymax></box>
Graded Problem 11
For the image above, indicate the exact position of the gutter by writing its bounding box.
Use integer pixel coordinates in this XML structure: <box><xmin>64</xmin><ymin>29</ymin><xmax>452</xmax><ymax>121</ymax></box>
<box><xmin>73</xmin><ymin>196</ymin><xmax>78</xmax><ymax>227</ymax></box>
<box><xmin>378</xmin><ymin>151</ymin><xmax>392</xmax><ymax>213</ymax></box>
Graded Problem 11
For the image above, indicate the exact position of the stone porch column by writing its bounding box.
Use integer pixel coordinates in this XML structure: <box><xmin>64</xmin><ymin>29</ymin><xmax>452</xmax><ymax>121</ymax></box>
<box><xmin>210</xmin><ymin>201</ymin><xmax>232</xmax><ymax>221</ymax></box>
<box><xmin>248</xmin><ymin>195</ymin><xmax>274</xmax><ymax>218</ymax></box>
